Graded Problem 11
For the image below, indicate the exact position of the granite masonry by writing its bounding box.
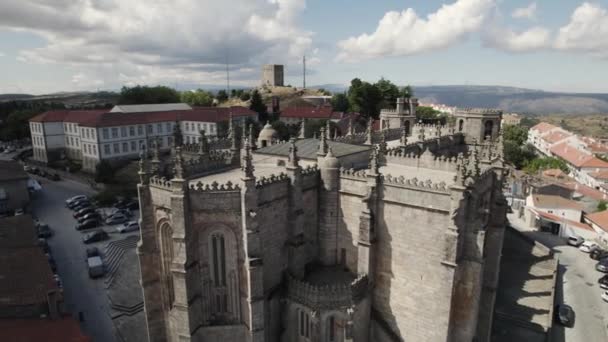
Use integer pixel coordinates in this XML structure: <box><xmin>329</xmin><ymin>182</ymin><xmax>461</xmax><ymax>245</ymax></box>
<box><xmin>136</xmin><ymin>99</ymin><xmax>508</xmax><ymax>342</ymax></box>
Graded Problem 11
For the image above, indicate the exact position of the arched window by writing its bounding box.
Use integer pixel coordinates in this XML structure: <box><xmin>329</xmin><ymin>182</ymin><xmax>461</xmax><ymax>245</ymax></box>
<box><xmin>458</xmin><ymin>119</ymin><xmax>464</xmax><ymax>132</ymax></box>
<box><xmin>210</xmin><ymin>233</ymin><xmax>227</xmax><ymax>313</ymax></box>
<box><xmin>159</xmin><ymin>222</ymin><xmax>174</xmax><ymax>309</ymax></box>
<box><xmin>484</xmin><ymin>121</ymin><xmax>494</xmax><ymax>140</ymax></box>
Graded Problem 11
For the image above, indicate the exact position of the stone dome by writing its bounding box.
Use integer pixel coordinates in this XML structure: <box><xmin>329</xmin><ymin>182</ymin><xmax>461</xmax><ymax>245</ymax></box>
<box><xmin>258</xmin><ymin>122</ymin><xmax>278</xmax><ymax>141</ymax></box>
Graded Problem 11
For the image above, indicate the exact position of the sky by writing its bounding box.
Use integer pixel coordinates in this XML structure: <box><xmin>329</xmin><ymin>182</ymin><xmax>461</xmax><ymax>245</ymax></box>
<box><xmin>1</xmin><ymin>0</ymin><xmax>608</xmax><ymax>94</ymax></box>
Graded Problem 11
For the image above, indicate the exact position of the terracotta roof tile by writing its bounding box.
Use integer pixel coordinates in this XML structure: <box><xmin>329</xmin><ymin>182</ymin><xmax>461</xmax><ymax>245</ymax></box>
<box><xmin>550</xmin><ymin>142</ymin><xmax>608</xmax><ymax>169</ymax></box>
<box><xmin>531</xmin><ymin>194</ymin><xmax>584</xmax><ymax>211</ymax></box>
<box><xmin>542</xmin><ymin>130</ymin><xmax>572</xmax><ymax>144</ymax></box>
<box><xmin>586</xmin><ymin>210</ymin><xmax>608</xmax><ymax>231</ymax></box>
<box><xmin>281</xmin><ymin>105</ymin><xmax>334</xmax><ymax>119</ymax></box>
<box><xmin>589</xmin><ymin>170</ymin><xmax>608</xmax><ymax>180</ymax></box>
<box><xmin>530</xmin><ymin>122</ymin><xmax>559</xmax><ymax>134</ymax></box>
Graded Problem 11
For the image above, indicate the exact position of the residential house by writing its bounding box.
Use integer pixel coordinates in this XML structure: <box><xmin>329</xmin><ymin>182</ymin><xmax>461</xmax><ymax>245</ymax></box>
<box><xmin>0</xmin><ymin>161</ymin><xmax>30</xmax><ymax>215</ymax></box>
<box><xmin>549</xmin><ymin>142</ymin><xmax>608</xmax><ymax>188</ymax></box>
<box><xmin>585</xmin><ymin>210</ymin><xmax>608</xmax><ymax>246</ymax></box>
<box><xmin>524</xmin><ymin>193</ymin><xmax>595</xmax><ymax>239</ymax></box>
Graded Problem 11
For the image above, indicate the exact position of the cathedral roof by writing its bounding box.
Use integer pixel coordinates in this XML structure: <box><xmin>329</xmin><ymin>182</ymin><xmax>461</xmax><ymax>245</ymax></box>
<box><xmin>255</xmin><ymin>138</ymin><xmax>370</xmax><ymax>160</ymax></box>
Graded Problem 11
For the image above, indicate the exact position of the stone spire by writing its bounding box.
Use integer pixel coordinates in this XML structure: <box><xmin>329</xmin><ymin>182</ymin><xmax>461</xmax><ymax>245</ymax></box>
<box><xmin>287</xmin><ymin>137</ymin><xmax>299</xmax><ymax>168</ymax></box>
<box><xmin>138</xmin><ymin>148</ymin><xmax>149</xmax><ymax>185</ymax></box>
<box><xmin>472</xmin><ymin>139</ymin><xmax>481</xmax><ymax>177</ymax></box>
<box><xmin>333</xmin><ymin>129</ymin><xmax>338</xmax><ymax>140</ymax></box>
<box><xmin>325</xmin><ymin>120</ymin><xmax>331</xmax><ymax>140</ymax></box>
<box><xmin>241</xmin><ymin>124</ymin><xmax>248</xmax><ymax>148</ymax></box>
<box><xmin>172</xmin><ymin>146</ymin><xmax>185</xmax><ymax>180</ymax></box>
<box><xmin>298</xmin><ymin>118</ymin><xmax>306</xmax><ymax>139</ymax></box>
<box><xmin>378</xmin><ymin>131</ymin><xmax>387</xmax><ymax>155</ymax></box>
<box><xmin>198</xmin><ymin>130</ymin><xmax>209</xmax><ymax>157</ymax></box>
<box><xmin>347</xmin><ymin>115</ymin><xmax>354</xmax><ymax>136</ymax></box>
<box><xmin>400</xmin><ymin>125</ymin><xmax>408</xmax><ymax>146</ymax></box>
<box><xmin>230</xmin><ymin>124</ymin><xmax>238</xmax><ymax>151</ymax></box>
<box><xmin>151</xmin><ymin>137</ymin><xmax>161</xmax><ymax>175</ymax></box>
<box><xmin>365</xmin><ymin>119</ymin><xmax>373</xmax><ymax>145</ymax></box>
<box><xmin>435</xmin><ymin>125</ymin><xmax>442</xmax><ymax>138</ymax></box>
<box><xmin>172</xmin><ymin>120</ymin><xmax>183</xmax><ymax>147</ymax></box>
<box><xmin>418</xmin><ymin>124</ymin><xmax>426</xmax><ymax>141</ymax></box>
<box><xmin>227</xmin><ymin>112</ymin><xmax>234</xmax><ymax>139</ymax></box>
<box><xmin>248</xmin><ymin>124</ymin><xmax>256</xmax><ymax>149</ymax></box>
<box><xmin>317</xmin><ymin>126</ymin><xmax>328</xmax><ymax>156</ymax></box>
<box><xmin>368</xmin><ymin>147</ymin><xmax>379</xmax><ymax>176</ymax></box>
<box><xmin>241</xmin><ymin>138</ymin><xmax>254</xmax><ymax>179</ymax></box>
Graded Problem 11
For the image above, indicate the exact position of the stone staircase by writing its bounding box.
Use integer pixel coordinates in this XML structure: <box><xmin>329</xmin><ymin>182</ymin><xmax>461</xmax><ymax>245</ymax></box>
<box><xmin>104</xmin><ymin>235</ymin><xmax>139</xmax><ymax>288</ymax></box>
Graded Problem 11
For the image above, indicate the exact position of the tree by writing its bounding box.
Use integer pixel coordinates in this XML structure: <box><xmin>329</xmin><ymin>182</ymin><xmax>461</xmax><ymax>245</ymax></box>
<box><xmin>416</xmin><ymin>106</ymin><xmax>441</xmax><ymax>120</ymax></box>
<box><xmin>523</xmin><ymin>157</ymin><xmax>568</xmax><ymax>174</ymax></box>
<box><xmin>95</xmin><ymin>160</ymin><xmax>116</xmax><ymax>183</ymax></box>
<box><xmin>598</xmin><ymin>200</ymin><xmax>607</xmax><ymax>212</ymax></box>
<box><xmin>331</xmin><ymin>93</ymin><xmax>350</xmax><ymax>112</ymax></box>
<box><xmin>118</xmin><ymin>85</ymin><xmax>180</xmax><ymax>104</ymax></box>
<box><xmin>180</xmin><ymin>90</ymin><xmax>213</xmax><ymax>106</ymax></box>
<box><xmin>375</xmin><ymin>77</ymin><xmax>400</xmax><ymax>108</ymax></box>
<box><xmin>240</xmin><ymin>92</ymin><xmax>251</xmax><ymax>101</ymax></box>
<box><xmin>503</xmin><ymin>124</ymin><xmax>528</xmax><ymax>146</ymax></box>
<box><xmin>400</xmin><ymin>85</ymin><xmax>413</xmax><ymax>99</ymax></box>
<box><xmin>347</xmin><ymin>78</ymin><xmax>383</xmax><ymax>120</ymax></box>
<box><xmin>249</xmin><ymin>90</ymin><xmax>268</xmax><ymax>122</ymax></box>
<box><xmin>216</xmin><ymin>90</ymin><xmax>228</xmax><ymax>102</ymax></box>
<box><xmin>520</xmin><ymin>116</ymin><xmax>540</xmax><ymax>129</ymax></box>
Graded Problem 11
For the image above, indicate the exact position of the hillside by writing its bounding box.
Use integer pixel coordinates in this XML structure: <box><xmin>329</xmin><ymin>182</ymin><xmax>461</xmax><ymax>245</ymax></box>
<box><xmin>414</xmin><ymin>85</ymin><xmax>608</xmax><ymax>115</ymax></box>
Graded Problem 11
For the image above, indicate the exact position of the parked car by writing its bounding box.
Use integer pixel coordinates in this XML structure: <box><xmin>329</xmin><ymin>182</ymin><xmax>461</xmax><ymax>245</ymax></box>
<box><xmin>602</xmin><ymin>291</ymin><xmax>608</xmax><ymax>303</ymax></box>
<box><xmin>579</xmin><ymin>241</ymin><xmax>599</xmax><ymax>253</ymax></box>
<box><xmin>567</xmin><ymin>235</ymin><xmax>584</xmax><ymax>247</ymax></box>
<box><xmin>590</xmin><ymin>249</ymin><xmax>608</xmax><ymax>260</ymax></box>
<box><xmin>596</xmin><ymin>259</ymin><xmax>608</xmax><ymax>273</ymax></box>
<box><xmin>77</xmin><ymin>212</ymin><xmax>100</xmax><ymax>223</ymax></box>
<box><xmin>37</xmin><ymin>224</ymin><xmax>53</xmax><ymax>238</ymax></box>
<box><xmin>14</xmin><ymin>208</ymin><xmax>24</xmax><ymax>216</ymax></box>
<box><xmin>106</xmin><ymin>213</ymin><xmax>129</xmax><ymax>225</ymax></box>
<box><xmin>49</xmin><ymin>173</ymin><xmax>61</xmax><ymax>181</ymax></box>
<box><xmin>554</xmin><ymin>304</ymin><xmax>575</xmax><ymax>327</ymax></box>
<box><xmin>87</xmin><ymin>256</ymin><xmax>105</xmax><ymax>278</ymax></box>
<box><xmin>72</xmin><ymin>202</ymin><xmax>93</xmax><ymax>212</ymax></box>
<box><xmin>117</xmin><ymin>221</ymin><xmax>139</xmax><ymax>234</ymax></box>
<box><xmin>69</xmin><ymin>200</ymin><xmax>91</xmax><ymax>211</ymax></box>
<box><xmin>75</xmin><ymin>219</ymin><xmax>99</xmax><ymax>231</ymax></box>
<box><xmin>66</xmin><ymin>195</ymin><xmax>87</xmax><ymax>207</ymax></box>
<box><xmin>86</xmin><ymin>247</ymin><xmax>100</xmax><ymax>259</ymax></box>
<box><xmin>110</xmin><ymin>208</ymin><xmax>132</xmax><ymax>218</ymax></box>
<box><xmin>74</xmin><ymin>207</ymin><xmax>95</xmax><ymax>219</ymax></box>
<box><xmin>599</xmin><ymin>275</ymin><xmax>608</xmax><ymax>290</ymax></box>
<box><xmin>83</xmin><ymin>230</ymin><xmax>109</xmax><ymax>244</ymax></box>
<box><xmin>37</xmin><ymin>238</ymin><xmax>50</xmax><ymax>253</ymax></box>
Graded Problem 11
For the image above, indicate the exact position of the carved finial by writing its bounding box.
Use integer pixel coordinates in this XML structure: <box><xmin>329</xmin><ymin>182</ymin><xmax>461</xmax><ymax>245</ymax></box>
<box><xmin>241</xmin><ymin>138</ymin><xmax>254</xmax><ymax>179</ymax></box>
<box><xmin>347</xmin><ymin>115</ymin><xmax>354</xmax><ymax>136</ymax></box>
<box><xmin>318</xmin><ymin>126</ymin><xmax>328</xmax><ymax>156</ymax></box>
<box><xmin>199</xmin><ymin>130</ymin><xmax>209</xmax><ymax>156</ymax></box>
<box><xmin>472</xmin><ymin>143</ymin><xmax>481</xmax><ymax>177</ymax></box>
<box><xmin>288</xmin><ymin>137</ymin><xmax>299</xmax><ymax>168</ymax></box>
<box><xmin>365</xmin><ymin>119</ymin><xmax>373</xmax><ymax>145</ymax></box>
<box><xmin>299</xmin><ymin>118</ymin><xmax>306</xmax><ymax>139</ymax></box>
<box><xmin>241</xmin><ymin>123</ymin><xmax>248</xmax><ymax>148</ymax></box>
<box><xmin>151</xmin><ymin>137</ymin><xmax>161</xmax><ymax>174</ymax></box>
<box><xmin>400</xmin><ymin>125</ymin><xmax>408</xmax><ymax>146</ymax></box>
<box><xmin>138</xmin><ymin>148</ymin><xmax>149</xmax><ymax>184</ymax></box>
<box><xmin>436</xmin><ymin>125</ymin><xmax>442</xmax><ymax>137</ymax></box>
<box><xmin>326</xmin><ymin>120</ymin><xmax>331</xmax><ymax>140</ymax></box>
<box><xmin>418</xmin><ymin>124</ymin><xmax>425</xmax><ymax>141</ymax></box>
<box><xmin>378</xmin><ymin>131</ymin><xmax>387</xmax><ymax>155</ymax></box>
<box><xmin>227</xmin><ymin>112</ymin><xmax>234</xmax><ymax>139</ymax></box>
<box><xmin>172</xmin><ymin>120</ymin><xmax>183</xmax><ymax>147</ymax></box>
<box><xmin>368</xmin><ymin>147</ymin><xmax>379</xmax><ymax>175</ymax></box>
<box><xmin>248</xmin><ymin>124</ymin><xmax>256</xmax><ymax>149</ymax></box>
<box><xmin>230</xmin><ymin>123</ymin><xmax>238</xmax><ymax>151</ymax></box>
<box><xmin>172</xmin><ymin>146</ymin><xmax>184</xmax><ymax>180</ymax></box>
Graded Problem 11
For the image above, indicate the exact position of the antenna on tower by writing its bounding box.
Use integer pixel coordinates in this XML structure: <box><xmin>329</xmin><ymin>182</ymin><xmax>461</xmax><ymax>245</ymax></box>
<box><xmin>303</xmin><ymin>55</ymin><xmax>306</xmax><ymax>89</ymax></box>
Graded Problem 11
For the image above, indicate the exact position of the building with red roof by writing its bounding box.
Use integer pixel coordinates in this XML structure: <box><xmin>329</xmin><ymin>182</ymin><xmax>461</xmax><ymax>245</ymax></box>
<box><xmin>548</xmin><ymin>142</ymin><xmax>608</xmax><ymax>189</ymax></box>
<box><xmin>29</xmin><ymin>104</ymin><xmax>256</xmax><ymax>172</ymax></box>
<box><xmin>584</xmin><ymin>210</ymin><xmax>608</xmax><ymax>246</ymax></box>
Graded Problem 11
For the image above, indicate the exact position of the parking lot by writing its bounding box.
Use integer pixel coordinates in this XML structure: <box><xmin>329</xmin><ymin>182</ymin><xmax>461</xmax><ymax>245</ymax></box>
<box><xmin>31</xmin><ymin>176</ymin><xmax>140</xmax><ymax>342</ymax></box>
<box><xmin>509</xmin><ymin>214</ymin><xmax>608</xmax><ymax>342</ymax></box>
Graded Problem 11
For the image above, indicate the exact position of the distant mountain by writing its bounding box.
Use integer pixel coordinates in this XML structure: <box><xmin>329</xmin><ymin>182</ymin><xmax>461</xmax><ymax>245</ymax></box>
<box><xmin>413</xmin><ymin>85</ymin><xmax>608</xmax><ymax>115</ymax></box>
<box><xmin>0</xmin><ymin>94</ymin><xmax>35</xmax><ymax>101</ymax></box>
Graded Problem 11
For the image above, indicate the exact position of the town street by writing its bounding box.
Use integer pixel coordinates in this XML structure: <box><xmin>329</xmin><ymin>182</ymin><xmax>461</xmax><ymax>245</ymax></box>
<box><xmin>509</xmin><ymin>214</ymin><xmax>608</xmax><ymax>342</ymax></box>
<box><xmin>30</xmin><ymin>177</ymin><xmax>124</xmax><ymax>342</ymax></box>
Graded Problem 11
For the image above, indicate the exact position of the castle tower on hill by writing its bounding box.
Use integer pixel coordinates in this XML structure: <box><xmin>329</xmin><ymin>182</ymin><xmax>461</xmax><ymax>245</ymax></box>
<box><xmin>136</xmin><ymin>102</ymin><xmax>508</xmax><ymax>342</ymax></box>
<box><xmin>262</xmin><ymin>64</ymin><xmax>284</xmax><ymax>87</ymax></box>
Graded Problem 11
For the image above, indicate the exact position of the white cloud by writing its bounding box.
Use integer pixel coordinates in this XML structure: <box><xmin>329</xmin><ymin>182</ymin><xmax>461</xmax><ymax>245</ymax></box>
<box><xmin>554</xmin><ymin>2</ymin><xmax>608</xmax><ymax>57</ymax></box>
<box><xmin>483</xmin><ymin>26</ymin><xmax>551</xmax><ymax>52</ymax></box>
<box><xmin>336</xmin><ymin>0</ymin><xmax>495</xmax><ymax>62</ymax></box>
<box><xmin>512</xmin><ymin>2</ymin><xmax>537</xmax><ymax>20</ymax></box>
<box><xmin>0</xmin><ymin>0</ymin><xmax>315</xmax><ymax>89</ymax></box>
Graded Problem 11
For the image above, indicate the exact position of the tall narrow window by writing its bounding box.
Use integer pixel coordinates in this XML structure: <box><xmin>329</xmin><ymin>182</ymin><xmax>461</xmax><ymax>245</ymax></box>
<box><xmin>159</xmin><ymin>223</ymin><xmax>174</xmax><ymax>308</ymax></box>
<box><xmin>211</xmin><ymin>234</ymin><xmax>227</xmax><ymax>287</ymax></box>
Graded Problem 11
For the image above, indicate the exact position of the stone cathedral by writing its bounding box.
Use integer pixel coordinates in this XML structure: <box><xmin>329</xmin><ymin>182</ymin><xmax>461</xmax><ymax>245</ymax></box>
<box><xmin>136</xmin><ymin>98</ymin><xmax>508</xmax><ymax>342</ymax></box>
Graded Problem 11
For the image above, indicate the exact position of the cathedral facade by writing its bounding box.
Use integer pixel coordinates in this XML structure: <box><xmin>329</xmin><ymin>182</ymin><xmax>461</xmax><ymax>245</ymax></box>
<box><xmin>136</xmin><ymin>100</ymin><xmax>507</xmax><ymax>342</ymax></box>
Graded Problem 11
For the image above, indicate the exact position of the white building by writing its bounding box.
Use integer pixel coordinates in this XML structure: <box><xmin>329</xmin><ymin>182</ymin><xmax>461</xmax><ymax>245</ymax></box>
<box><xmin>29</xmin><ymin>104</ymin><xmax>257</xmax><ymax>172</ymax></box>
<box><xmin>524</xmin><ymin>193</ymin><xmax>596</xmax><ymax>239</ymax></box>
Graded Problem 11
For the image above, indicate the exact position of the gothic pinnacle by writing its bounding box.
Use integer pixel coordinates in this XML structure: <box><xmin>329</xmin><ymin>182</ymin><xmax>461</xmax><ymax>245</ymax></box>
<box><xmin>241</xmin><ymin>138</ymin><xmax>255</xmax><ymax>179</ymax></box>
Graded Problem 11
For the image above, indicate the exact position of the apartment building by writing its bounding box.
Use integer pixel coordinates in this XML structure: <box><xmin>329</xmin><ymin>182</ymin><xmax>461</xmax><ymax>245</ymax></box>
<box><xmin>29</xmin><ymin>104</ymin><xmax>256</xmax><ymax>172</ymax></box>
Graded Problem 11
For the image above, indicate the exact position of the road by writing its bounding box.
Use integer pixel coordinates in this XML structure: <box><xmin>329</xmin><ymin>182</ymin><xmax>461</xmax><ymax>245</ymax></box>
<box><xmin>31</xmin><ymin>177</ymin><xmax>140</xmax><ymax>342</ymax></box>
<box><xmin>509</xmin><ymin>214</ymin><xmax>608</xmax><ymax>342</ymax></box>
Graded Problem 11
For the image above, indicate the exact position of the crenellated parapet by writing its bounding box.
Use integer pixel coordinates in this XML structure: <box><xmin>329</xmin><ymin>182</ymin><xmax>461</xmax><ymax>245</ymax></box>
<box><xmin>189</xmin><ymin>180</ymin><xmax>241</xmax><ymax>192</ymax></box>
<box><xmin>456</xmin><ymin>108</ymin><xmax>503</xmax><ymax>115</ymax></box>
<box><xmin>300</xmin><ymin>164</ymin><xmax>319</xmax><ymax>176</ymax></box>
<box><xmin>385</xmin><ymin>149</ymin><xmax>460</xmax><ymax>172</ymax></box>
<box><xmin>287</xmin><ymin>274</ymin><xmax>369</xmax><ymax>310</ymax></box>
<box><xmin>255</xmin><ymin>172</ymin><xmax>290</xmax><ymax>188</ymax></box>
<box><xmin>149</xmin><ymin>175</ymin><xmax>173</xmax><ymax>190</ymax></box>
<box><xmin>339</xmin><ymin>167</ymin><xmax>368</xmax><ymax>180</ymax></box>
<box><xmin>381</xmin><ymin>174</ymin><xmax>450</xmax><ymax>193</ymax></box>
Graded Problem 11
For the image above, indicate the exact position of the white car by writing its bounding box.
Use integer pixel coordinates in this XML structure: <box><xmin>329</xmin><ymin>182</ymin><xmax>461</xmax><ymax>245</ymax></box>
<box><xmin>602</xmin><ymin>291</ymin><xmax>608</xmax><ymax>303</ymax></box>
<box><xmin>117</xmin><ymin>221</ymin><xmax>139</xmax><ymax>233</ymax></box>
<box><xmin>579</xmin><ymin>241</ymin><xmax>598</xmax><ymax>253</ymax></box>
